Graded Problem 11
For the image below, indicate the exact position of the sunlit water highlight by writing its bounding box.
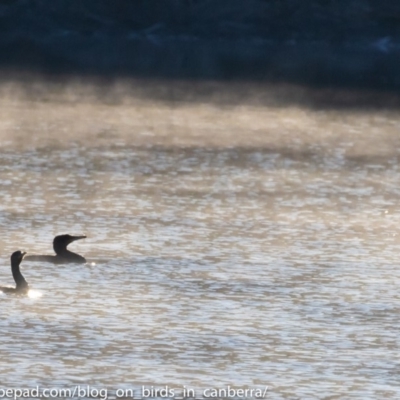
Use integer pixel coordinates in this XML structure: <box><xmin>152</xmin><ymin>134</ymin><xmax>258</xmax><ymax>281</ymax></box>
<box><xmin>27</xmin><ymin>289</ymin><xmax>43</xmax><ymax>299</ymax></box>
<box><xmin>0</xmin><ymin>88</ymin><xmax>399</xmax><ymax>399</ymax></box>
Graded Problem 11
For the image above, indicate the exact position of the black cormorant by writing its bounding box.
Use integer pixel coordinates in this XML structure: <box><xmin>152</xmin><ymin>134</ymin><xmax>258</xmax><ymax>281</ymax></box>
<box><xmin>0</xmin><ymin>250</ymin><xmax>29</xmax><ymax>294</ymax></box>
<box><xmin>24</xmin><ymin>234</ymin><xmax>87</xmax><ymax>264</ymax></box>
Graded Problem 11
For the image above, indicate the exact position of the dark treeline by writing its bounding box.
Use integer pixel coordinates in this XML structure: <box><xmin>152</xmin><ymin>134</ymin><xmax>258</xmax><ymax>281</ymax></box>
<box><xmin>0</xmin><ymin>0</ymin><xmax>400</xmax><ymax>91</ymax></box>
<box><xmin>2</xmin><ymin>0</ymin><xmax>399</xmax><ymax>41</ymax></box>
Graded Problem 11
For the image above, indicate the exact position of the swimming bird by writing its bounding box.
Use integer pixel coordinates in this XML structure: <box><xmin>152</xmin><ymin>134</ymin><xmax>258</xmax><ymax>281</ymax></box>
<box><xmin>24</xmin><ymin>234</ymin><xmax>87</xmax><ymax>264</ymax></box>
<box><xmin>0</xmin><ymin>250</ymin><xmax>29</xmax><ymax>294</ymax></box>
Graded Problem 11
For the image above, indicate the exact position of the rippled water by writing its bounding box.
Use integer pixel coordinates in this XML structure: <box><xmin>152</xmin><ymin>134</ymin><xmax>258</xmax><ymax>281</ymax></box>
<box><xmin>0</xmin><ymin>85</ymin><xmax>400</xmax><ymax>399</ymax></box>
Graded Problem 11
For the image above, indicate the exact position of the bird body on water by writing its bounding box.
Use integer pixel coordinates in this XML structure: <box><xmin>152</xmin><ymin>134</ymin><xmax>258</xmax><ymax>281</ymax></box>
<box><xmin>24</xmin><ymin>234</ymin><xmax>87</xmax><ymax>264</ymax></box>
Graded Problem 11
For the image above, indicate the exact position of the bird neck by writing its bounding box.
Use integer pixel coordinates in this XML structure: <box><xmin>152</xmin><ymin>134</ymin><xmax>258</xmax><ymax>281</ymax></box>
<box><xmin>11</xmin><ymin>260</ymin><xmax>28</xmax><ymax>290</ymax></box>
<box><xmin>56</xmin><ymin>248</ymin><xmax>85</xmax><ymax>262</ymax></box>
<box><xmin>56</xmin><ymin>248</ymin><xmax>73</xmax><ymax>257</ymax></box>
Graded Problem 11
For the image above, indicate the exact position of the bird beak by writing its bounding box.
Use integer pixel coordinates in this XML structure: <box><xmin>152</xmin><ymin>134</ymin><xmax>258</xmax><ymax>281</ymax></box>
<box><xmin>71</xmin><ymin>235</ymin><xmax>87</xmax><ymax>242</ymax></box>
<box><xmin>22</xmin><ymin>252</ymin><xmax>27</xmax><ymax>258</ymax></box>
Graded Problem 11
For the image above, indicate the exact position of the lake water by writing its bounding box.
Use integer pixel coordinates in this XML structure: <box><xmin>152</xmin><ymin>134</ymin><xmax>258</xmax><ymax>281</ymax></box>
<box><xmin>0</xmin><ymin>81</ymin><xmax>399</xmax><ymax>399</ymax></box>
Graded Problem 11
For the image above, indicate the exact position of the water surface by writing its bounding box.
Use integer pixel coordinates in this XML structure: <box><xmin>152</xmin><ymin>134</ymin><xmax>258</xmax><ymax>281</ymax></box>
<box><xmin>0</xmin><ymin>85</ymin><xmax>399</xmax><ymax>399</ymax></box>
